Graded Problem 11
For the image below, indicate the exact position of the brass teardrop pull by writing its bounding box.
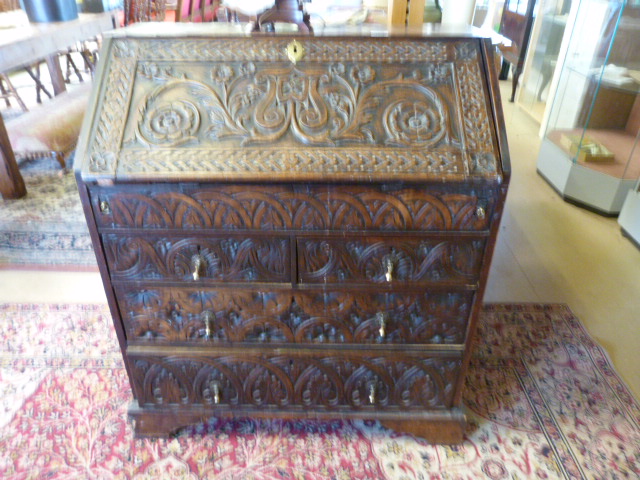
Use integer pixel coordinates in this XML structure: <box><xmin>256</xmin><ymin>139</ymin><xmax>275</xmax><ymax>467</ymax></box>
<box><xmin>286</xmin><ymin>40</ymin><xmax>305</xmax><ymax>64</ymax></box>
<box><xmin>383</xmin><ymin>256</ymin><xmax>394</xmax><ymax>282</ymax></box>
<box><xmin>202</xmin><ymin>310</ymin><xmax>214</xmax><ymax>339</ymax></box>
<box><xmin>376</xmin><ymin>312</ymin><xmax>386</xmax><ymax>338</ymax></box>
<box><xmin>191</xmin><ymin>254</ymin><xmax>205</xmax><ymax>281</ymax></box>
<box><xmin>368</xmin><ymin>384</ymin><xmax>376</xmax><ymax>404</ymax></box>
<box><xmin>212</xmin><ymin>382</ymin><xmax>220</xmax><ymax>404</ymax></box>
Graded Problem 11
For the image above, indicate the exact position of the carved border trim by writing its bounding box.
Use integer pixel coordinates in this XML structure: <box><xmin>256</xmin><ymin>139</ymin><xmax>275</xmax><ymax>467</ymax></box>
<box><xmin>116</xmin><ymin>148</ymin><xmax>466</xmax><ymax>177</ymax></box>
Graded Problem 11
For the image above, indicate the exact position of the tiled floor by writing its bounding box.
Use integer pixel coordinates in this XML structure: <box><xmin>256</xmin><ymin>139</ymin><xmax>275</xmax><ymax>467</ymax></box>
<box><xmin>1</xmin><ymin>77</ymin><xmax>638</xmax><ymax>398</ymax></box>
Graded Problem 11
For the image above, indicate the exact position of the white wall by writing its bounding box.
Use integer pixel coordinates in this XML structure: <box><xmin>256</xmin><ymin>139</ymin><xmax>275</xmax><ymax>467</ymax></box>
<box><xmin>440</xmin><ymin>0</ymin><xmax>476</xmax><ymax>26</ymax></box>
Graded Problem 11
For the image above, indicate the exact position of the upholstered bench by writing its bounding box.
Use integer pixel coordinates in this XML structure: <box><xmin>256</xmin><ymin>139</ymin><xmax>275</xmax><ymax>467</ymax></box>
<box><xmin>5</xmin><ymin>82</ymin><xmax>92</xmax><ymax>169</ymax></box>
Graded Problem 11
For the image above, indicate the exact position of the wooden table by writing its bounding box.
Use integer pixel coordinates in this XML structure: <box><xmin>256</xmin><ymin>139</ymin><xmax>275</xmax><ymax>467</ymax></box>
<box><xmin>0</xmin><ymin>10</ymin><xmax>118</xmax><ymax>199</ymax></box>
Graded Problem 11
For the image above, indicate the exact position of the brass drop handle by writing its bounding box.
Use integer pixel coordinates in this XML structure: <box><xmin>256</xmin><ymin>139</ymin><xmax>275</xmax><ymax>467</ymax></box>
<box><xmin>476</xmin><ymin>205</ymin><xmax>486</xmax><ymax>219</ymax></box>
<box><xmin>202</xmin><ymin>310</ymin><xmax>214</xmax><ymax>339</ymax></box>
<box><xmin>384</xmin><ymin>256</ymin><xmax>394</xmax><ymax>282</ymax></box>
<box><xmin>368</xmin><ymin>384</ymin><xmax>376</xmax><ymax>404</ymax></box>
<box><xmin>191</xmin><ymin>254</ymin><xmax>205</xmax><ymax>281</ymax></box>
<box><xmin>211</xmin><ymin>382</ymin><xmax>220</xmax><ymax>404</ymax></box>
<box><xmin>376</xmin><ymin>312</ymin><xmax>386</xmax><ymax>338</ymax></box>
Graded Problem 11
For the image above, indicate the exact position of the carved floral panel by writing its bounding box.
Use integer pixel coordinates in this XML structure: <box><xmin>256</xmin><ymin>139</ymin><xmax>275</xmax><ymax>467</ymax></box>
<box><xmin>129</xmin><ymin>352</ymin><xmax>461</xmax><ymax>410</ymax></box>
<box><xmin>83</xmin><ymin>37</ymin><xmax>501</xmax><ymax>180</ymax></box>
<box><xmin>116</xmin><ymin>287</ymin><xmax>473</xmax><ymax>345</ymax></box>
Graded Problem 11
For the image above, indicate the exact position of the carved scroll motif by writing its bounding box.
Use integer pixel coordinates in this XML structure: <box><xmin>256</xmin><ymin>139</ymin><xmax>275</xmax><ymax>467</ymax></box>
<box><xmin>129</xmin><ymin>61</ymin><xmax>453</xmax><ymax>149</ymax></box>
<box><xmin>103</xmin><ymin>235</ymin><xmax>290</xmax><ymax>282</ymax></box>
<box><xmin>297</xmin><ymin>238</ymin><xmax>485</xmax><ymax>284</ymax></box>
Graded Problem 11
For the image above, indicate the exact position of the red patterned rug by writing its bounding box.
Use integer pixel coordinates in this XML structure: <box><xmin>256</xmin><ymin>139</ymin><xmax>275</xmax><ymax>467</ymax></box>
<box><xmin>0</xmin><ymin>303</ymin><xmax>638</xmax><ymax>479</ymax></box>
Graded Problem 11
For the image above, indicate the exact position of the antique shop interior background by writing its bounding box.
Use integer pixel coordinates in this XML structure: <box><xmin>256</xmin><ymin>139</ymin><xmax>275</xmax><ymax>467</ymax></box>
<box><xmin>0</xmin><ymin>0</ymin><xmax>639</xmax><ymax>402</ymax></box>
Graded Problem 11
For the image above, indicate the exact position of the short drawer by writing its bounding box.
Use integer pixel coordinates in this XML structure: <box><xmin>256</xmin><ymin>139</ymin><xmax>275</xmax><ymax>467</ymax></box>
<box><xmin>297</xmin><ymin>237</ymin><xmax>485</xmax><ymax>285</ymax></box>
<box><xmin>127</xmin><ymin>348</ymin><xmax>461</xmax><ymax>410</ymax></box>
<box><xmin>89</xmin><ymin>184</ymin><xmax>496</xmax><ymax>232</ymax></box>
<box><xmin>116</xmin><ymin>286</ymin><xmax>474</xmax><ymax>345</ymax></box>
<box><xmin>103</xmin><ymin>235</ymin><xmax>290</xmax><ymax>283</ymax></box>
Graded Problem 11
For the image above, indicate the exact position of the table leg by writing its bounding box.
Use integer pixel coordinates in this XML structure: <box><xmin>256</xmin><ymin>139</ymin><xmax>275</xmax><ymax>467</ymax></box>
<box><xmin>0</xmin><ymin>115</ymin><xmax>26</xmax><ymax>199</ymax></box>
<box><xmin>46</xmin><ymin>54</ymin><xmax>67</xmax><ymax>96</ymax></box>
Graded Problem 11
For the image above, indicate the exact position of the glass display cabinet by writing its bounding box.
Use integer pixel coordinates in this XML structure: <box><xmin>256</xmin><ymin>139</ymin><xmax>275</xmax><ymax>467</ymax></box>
<box><xmin>517</xmin><ymin>0</ymin><xmax>573</xmax><ymax>123</ymax></box>
<box><xmin>619</xmin><ymin>178</ymin><xmax>640</xmax><ymax>245</ymax></box>
<box><xmin>536</xmin><ymin>0</ymin><xmax>640</xmax><ymax>215</ymax></box>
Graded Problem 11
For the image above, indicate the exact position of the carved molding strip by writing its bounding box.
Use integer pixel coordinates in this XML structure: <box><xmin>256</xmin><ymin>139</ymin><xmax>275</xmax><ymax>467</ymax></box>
<box><xmin>117</xmin><ymin>149</ymin><xmax>466</xmax><ymax>177</ymax></box>
<box><xmin>129</xmin><ymin>38</ymin><xmax>453</xmax><ymax>63</ymax></box>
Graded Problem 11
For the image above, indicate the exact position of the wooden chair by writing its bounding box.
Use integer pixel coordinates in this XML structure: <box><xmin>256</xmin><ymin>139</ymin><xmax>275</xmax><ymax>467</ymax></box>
<box><xmin>498</xmin><ymin>0</ymin><xmax>537</xmax><ymax>102</ymax></box>
<box><xmin>257</xmin><ymin>0</ymin><xmax>310</xmax><ymax>33</ymax></box>
<box><xmin>0</xmin><ymin>74</ymin><xmax>28</xmax><ymax>113</ymax></box>
<box><xmin>176</xmin><ymin>0</ymin><xmax>217</xmax><ymax>22</ymax></box>
<box><xmin>124</xmin><ymin>0</ymin><xmax>167</xmax><ymax>25</ymax></box>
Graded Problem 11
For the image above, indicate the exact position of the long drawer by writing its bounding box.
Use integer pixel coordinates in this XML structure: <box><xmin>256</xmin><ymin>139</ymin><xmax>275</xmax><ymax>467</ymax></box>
<box><xmin>89</xmin><ymin>184</ymin><xmax>496</xmax><ymax>233</ymax></box>
<box><xmin>116</xmin><ymin>286</ymin><xmax>475</xmax><ymax>346</ymax></box>
<box><xmin>127</xmin><ymin>347</ymin><xmax>462</xmax><ymax>410</ymax></box>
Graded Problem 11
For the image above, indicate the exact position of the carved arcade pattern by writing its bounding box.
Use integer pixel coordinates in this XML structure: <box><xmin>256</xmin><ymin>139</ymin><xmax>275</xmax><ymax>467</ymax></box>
<box><xmin>103</xmin><ymin>235</ymin><xmax>290</xmax><ymax>282</ymax></box>
<box><xmin>129</xmin><ymin>353</ymin><xmax>461</xmax><ymax>410</ymax></box>
<box><xmin>298</xmin><ymin>238</ymin><xmax>484</xmax><ymax>284</ymax></box>
<box><xmin>91</xmin><ymin>185</ymin><xmax>495</xmax><ymax>232</ymax></box>
<box><xmin>116</xmin><ymin>287</ymin><xmax>473</xmax><ymax>345</ymax></box>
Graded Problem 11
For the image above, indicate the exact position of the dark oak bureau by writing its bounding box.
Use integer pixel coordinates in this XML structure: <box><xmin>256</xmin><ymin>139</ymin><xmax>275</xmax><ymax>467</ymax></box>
<box><xmin>75</xmin><ymin>25</ymin><xmax>510</xmax><ymax>443</ymax></box>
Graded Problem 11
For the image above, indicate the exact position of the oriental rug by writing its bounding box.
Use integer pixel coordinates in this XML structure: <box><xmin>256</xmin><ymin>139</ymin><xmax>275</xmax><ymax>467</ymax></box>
<box><xmin>0</xmin><ymin>156</ymin><xmax>96</xmax><ymax>270</ymax></box>
<box><xmin>0</xmin><ymin>303</ymin><xmax>638</xmax><ymax>479</ymax></box>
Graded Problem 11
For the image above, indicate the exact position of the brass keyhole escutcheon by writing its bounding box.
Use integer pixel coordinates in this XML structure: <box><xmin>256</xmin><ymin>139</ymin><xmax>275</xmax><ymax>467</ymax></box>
<box><xmin>286</xmin><ymin>40</ymin><xmax>305</xmax><ymax>64</ymax></box>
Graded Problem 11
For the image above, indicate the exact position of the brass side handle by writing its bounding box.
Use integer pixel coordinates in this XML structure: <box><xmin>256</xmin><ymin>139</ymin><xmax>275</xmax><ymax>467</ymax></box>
<box><xmin>202</xmin><ymin>310</ymin><xmax>214</xmax><ymax>339</ymax></box>
<box><xmin>191</xmin><ymin>254</ymin><xmax>205</xmax><ymax>281</ymax></box>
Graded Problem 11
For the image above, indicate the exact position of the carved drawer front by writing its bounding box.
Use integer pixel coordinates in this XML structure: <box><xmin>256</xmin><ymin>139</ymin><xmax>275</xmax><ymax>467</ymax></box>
<box><xmin>103</xmin><ymin>234</ymin><xmax>290</xmax><ymax>283</ymax></box>
<box><xmin>90</xmin><ymin>184</ymin><xmax>495</xmax><ymax>232</ymax></box>
<box><xmin>116</xmin><ymin>286</ymin><xmax>474</xmax><ymax>345</ymax></box>
<box><xmin>297</xmin><ymin>237</ymin><xmax>485</xmax><ymax>285</ymax></box>
<box><xmin>128</xmin><ymin>350</ymin><xmax>461</xmax><ymax>410</ymax></box>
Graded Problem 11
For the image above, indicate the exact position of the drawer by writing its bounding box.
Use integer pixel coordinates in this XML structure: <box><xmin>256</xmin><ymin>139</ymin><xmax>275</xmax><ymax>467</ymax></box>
<box><xmin>116</xmin><ymin>286</ymin><xmax>474</xmax><ymax>346</ymax></box>
<box><xmin>127</xmin><ymin>348</ymin><xmax>461</xmax><ymax>410</ymax></box>
<box><xmin>103</xmin><ymin>235</ymin><xmax>290</xmax><ymax>283</ymax></box>
<box><xmin>89</xmin><ymin>184</ymin><xmax>496</xmax><ymax>232</ymax></box>
<box><xmin>297</xmin><ymin>237</ymin><xmax>485</xmax><ymax>285</ymax></box>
